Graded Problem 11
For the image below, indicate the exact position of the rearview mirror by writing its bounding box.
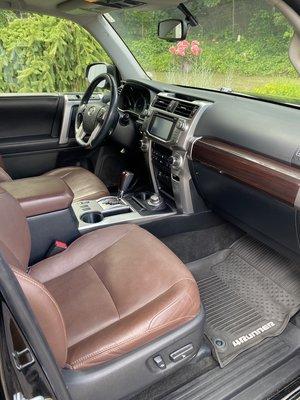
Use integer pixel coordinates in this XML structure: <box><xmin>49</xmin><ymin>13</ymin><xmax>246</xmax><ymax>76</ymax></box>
<box><xmin>158</xmin><ymin>19</ymin><xmax>188</xmax><ymax>42</ymax></box>
<box><xmin>86</xmin><ymin>63</ymin><xmax>108</xmax><ymax>87</ymax></box>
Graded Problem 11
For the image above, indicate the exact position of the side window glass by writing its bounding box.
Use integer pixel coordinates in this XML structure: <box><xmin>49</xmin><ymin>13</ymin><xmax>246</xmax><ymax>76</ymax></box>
<box><xmin>0</xmin><ymin>11</ymin><xmax>111</xmax><ymax>93</ymax></box>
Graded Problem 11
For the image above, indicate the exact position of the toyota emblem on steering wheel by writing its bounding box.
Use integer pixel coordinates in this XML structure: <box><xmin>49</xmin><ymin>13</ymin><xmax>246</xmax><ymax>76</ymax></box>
<box><xmin>88</xmin><ymin>106</ymin><xmax>96</xmax><ymax>116</ymax></box>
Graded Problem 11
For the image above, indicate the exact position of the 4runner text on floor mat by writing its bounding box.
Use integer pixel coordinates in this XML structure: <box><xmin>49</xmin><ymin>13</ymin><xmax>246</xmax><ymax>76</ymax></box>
<box><xmin>232</xmin><ymin>322</ymin><xmax>276</xmax><ymax>347</ymax></box>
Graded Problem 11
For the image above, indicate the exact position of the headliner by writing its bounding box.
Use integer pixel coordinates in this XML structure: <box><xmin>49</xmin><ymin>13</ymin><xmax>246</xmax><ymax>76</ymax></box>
<box><xmin>0</xmin><ymin>0</ymin><xmax>182</xmax><ymax>16</ymax></box>
<box><xmin>0</xmin><ymin>0</ymin><xmax>298</xmax><ymax>23</ymax></box>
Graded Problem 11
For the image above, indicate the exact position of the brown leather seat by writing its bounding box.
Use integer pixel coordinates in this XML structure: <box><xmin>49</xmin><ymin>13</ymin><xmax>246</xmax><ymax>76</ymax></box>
<box><xmin>0</xmin><ymin>186</ymin><xmax>201</xmax><ymax>371</ymax></box>
<box><xmin>43</xmin><ymin>166</ymin><xmax>109</xmax><ymax>201</ymax></box>
<box><xmin>0</xmin><ymin>165</ymin><xmax>109</xmax><ymax>202</ymax></box>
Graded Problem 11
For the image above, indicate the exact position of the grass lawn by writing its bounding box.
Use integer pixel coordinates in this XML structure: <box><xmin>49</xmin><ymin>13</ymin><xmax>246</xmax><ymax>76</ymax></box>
<box><xmin>151</xmin><ymin>71</ymin><xmax>300</xmax><ymax>104</ymax></box>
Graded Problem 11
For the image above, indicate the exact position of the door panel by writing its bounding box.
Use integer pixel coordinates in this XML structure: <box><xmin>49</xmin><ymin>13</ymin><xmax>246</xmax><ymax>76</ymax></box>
<box><xmin>0</xmin><ymin>95</ymin><xmax>64</xmax><ymax>140</ymax></box>
<box><xmin>4</xmin><ymin>150</ymin><xmax>59</xmax><ymax>179</ymax></box>
<box><xmin>0</xmin><ymin>94</ymin><xmax>85</xmax><ymax>178</ymax></box>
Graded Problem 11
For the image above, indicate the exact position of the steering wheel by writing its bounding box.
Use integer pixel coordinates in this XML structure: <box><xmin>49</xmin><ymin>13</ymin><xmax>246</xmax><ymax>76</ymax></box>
<box><xmin>75</xmin><ymin>73</ymin><xmax>119</xmax><ymax>148</ymax></box>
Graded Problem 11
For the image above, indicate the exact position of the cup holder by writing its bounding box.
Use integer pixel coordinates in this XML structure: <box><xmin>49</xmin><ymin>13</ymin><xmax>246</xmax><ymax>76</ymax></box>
<box><xmin>81</xmin><ymin>211</ymin><xmax>103</xmax><ymax>224</ymax></box>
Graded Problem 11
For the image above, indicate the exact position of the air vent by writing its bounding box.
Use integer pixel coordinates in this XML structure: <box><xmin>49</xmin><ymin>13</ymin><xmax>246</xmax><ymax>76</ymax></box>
<box><xmin>174</xmin><ymin>101</ymin><xmax>199</xmax><ymax>118</ymax></box>
<box><xmin>152</xmin><ymin>97</ymin><xmax>173</xmax><ymax>111</ymax></box>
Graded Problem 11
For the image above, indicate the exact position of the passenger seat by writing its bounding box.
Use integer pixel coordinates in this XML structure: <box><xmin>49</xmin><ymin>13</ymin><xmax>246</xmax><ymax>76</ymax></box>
<box><xmin>0</xmin><ymin>186</ymin><xmax>204</xmax><ymax>400</ymax></box>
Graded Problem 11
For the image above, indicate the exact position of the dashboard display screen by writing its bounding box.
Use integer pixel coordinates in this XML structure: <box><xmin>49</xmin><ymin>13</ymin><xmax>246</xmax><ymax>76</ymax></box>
<box><xmin>149</xmin><ymin>116</ymin><xmax>175</xmax><ymax>141</ymax></box>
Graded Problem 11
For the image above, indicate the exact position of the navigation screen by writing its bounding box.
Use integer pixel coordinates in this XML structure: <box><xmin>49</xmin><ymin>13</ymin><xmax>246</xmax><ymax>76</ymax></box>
<box><xmin>149</xmin><ymin>116</ymin><xmax>174</xmax><ymax>140</ymax></box>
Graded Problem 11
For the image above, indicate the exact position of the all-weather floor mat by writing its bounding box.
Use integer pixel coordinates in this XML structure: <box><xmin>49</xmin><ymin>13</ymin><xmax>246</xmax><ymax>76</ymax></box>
<box><xmin>188</xmin><ymin>236</ymin><xmax>300</xmax><ymax>367</ymax></box>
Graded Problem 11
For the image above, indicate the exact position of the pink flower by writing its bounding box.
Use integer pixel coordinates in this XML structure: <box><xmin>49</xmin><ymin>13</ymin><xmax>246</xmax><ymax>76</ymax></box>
<box><xmin>177</xmin><ymin>40</ymin><xmax>190</xmax><ymax>49</ymax></box>
<box><xmin>175</xmin><ymin>47</ymin><xmax>186</xmax><ymax>57</ymax></box>
<box><xmin>169</xmin><ymin>46</ymin><xmax>176</xmax><ymax>54</ymax></box>
<box><xmin>191</xmin><ymin>44</ymin><xmax>202</xmax><ymax>56</ymax></box>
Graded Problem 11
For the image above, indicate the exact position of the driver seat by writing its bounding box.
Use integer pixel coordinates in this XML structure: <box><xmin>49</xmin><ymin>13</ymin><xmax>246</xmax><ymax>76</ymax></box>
<box><xmin>0</xmin><ymin>165</ymin><xmax>109</xmax><ymax>202</ymax></box>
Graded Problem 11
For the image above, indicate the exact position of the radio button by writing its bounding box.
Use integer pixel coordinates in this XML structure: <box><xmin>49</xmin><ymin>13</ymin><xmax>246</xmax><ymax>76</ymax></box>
<box><xmin>176</xmin><ymin>120</ymin><xmax>186</xmax><ymax>131</ymax></box>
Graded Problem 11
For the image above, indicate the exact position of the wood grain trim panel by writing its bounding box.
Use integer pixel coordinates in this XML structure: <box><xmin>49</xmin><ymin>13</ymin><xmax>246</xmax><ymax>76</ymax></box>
<box><xmin>192</xmin><ymin>137</ymin><xmax>300</xmax><ymax>207</ymax></box>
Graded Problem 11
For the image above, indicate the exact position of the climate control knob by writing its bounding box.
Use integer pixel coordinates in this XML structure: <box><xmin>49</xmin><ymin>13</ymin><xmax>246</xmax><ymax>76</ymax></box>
<box><xmin>168</xmin><ymin>153</ymin><xmax>183</xmax><ymax>169</ymax></box>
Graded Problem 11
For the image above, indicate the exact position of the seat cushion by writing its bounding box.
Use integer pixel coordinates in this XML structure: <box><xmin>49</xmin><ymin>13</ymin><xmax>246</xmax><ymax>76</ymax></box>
<box><xmin>30</xmin><ymin>224</ymin><xmax>200</xmax><ymax>370</ymax></box>
<box><xmin>44</xmin><ymin>166</ymin><xmax>109</xmax><ymax>202</ymax></box>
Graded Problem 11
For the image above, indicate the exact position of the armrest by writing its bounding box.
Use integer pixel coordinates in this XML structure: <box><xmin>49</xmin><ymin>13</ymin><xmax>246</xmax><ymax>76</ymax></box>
<box><xmin>0</xmin><ymin>176</ymin><xmax>74</xmax><ymax>217</ymax></box>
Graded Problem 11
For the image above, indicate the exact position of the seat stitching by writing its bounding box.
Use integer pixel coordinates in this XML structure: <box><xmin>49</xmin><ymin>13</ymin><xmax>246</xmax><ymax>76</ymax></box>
<box><xmin>86</xmin><ymin>225</ymin><xmax>138</xmax><ymax>265</ymax></box>
<box><xmin>54</xmin><ymin>170</ymin><xmax>75</xmax><ymax>179</ymax></box>
<box><xmin>75</xmin><ymin>189</ymin><xmax>109</xmax><ymax>201</ymax></box>
<box><xmin>86</xmin><ymin>231</ymin><xmax>196</xmax><ymax>308</ymax></box>
<box><xmin>12</xmin><ymin>268</ymin><xmax>68</xmax><ymax>354</ymax></box>
<box><xmin>69</xmin><ymin>315</ymin><xmax>197</xmax><ymax>368</ymax></box>
<box><xmin>149</xmin><ymin>280</ymin><xmax>200</xmax><ymax>329</ymax></box>
<box><xmin>148</xmin><ymin>290</ymin><xmax>194</xmax><ymax>329</ymax></box>
<box><xmin>70</xmin><ymin>278</ymin><xmax>197</xmax><ymax>365</ymax></box>
<box><xmin>13</xmin><ymin>269</ymin><xmax>66</xmax><ymax>328</ymax></box>
<box><xmin>30</xmin><ymin>225</ymin><xmax>137</xmax><ymax>279</ymax></box>
<box><xmin>87</xmin><ymin>260</ymin><xmax>120</xmax><ymax>320</ymax></box>
<box><xmin>69</xmin><ymin>280</ymin><xmax>199</xmax><ymax>367</ymax></box>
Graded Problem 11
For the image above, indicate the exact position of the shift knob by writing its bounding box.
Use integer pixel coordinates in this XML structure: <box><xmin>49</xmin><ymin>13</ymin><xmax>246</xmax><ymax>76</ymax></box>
<box><xmin>118</xmin><ymin>171</ymin><xmax>134</xmax><ymax>198</ymax></box>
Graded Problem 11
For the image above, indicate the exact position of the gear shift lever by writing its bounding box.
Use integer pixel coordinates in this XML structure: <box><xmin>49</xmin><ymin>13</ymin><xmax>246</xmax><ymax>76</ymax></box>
<box><xmin>118</xmin><ymin>171</ymin><xmax>134</xmax><ymax>199</ymax></box>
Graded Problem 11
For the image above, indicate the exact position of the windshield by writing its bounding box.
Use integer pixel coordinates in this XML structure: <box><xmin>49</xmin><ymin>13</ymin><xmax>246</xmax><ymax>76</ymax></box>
<box><xmin>107</xmin><ymin>0</ymin><xmax>300</xmax><ymax>105</ymax></box>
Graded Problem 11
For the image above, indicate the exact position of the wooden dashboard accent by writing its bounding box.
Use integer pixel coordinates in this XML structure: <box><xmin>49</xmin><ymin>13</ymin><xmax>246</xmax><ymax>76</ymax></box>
<box><xmin>191</xmin><ymin>137</ymin><xmax>300</xmax><ymax>207</ymax></box>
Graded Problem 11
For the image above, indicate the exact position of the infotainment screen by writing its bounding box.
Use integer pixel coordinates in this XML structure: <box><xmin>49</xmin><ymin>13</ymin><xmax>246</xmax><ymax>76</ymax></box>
<box><xmin>149</xmin><ymin>115</ymin><xmax>175</xmax><ymax>141</ymax></box>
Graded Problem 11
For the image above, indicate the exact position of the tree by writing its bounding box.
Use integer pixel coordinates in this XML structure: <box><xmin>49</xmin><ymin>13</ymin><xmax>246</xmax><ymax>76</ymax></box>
<box><xmin>0</xmin><ymin>14</ymin><xmax>110</xmax><ymax>92</ymax></box>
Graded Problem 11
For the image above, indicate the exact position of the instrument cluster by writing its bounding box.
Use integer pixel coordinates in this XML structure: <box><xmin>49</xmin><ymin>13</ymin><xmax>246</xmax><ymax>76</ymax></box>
<box><xmin>118</xmin><ymin>83</ymin><xmax>151</xmax><ymax>116</ymax></box>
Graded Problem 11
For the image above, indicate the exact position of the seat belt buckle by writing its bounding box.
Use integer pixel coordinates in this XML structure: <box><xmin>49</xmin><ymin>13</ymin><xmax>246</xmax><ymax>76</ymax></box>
<box><xmin>46</xmin><ymin>240</ymin><xmax>68</xmax><ymax>258</ymax></box>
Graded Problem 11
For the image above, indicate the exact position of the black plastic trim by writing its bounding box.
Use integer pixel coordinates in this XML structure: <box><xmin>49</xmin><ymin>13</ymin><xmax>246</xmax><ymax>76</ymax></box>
<box><xmin>161</xmin><ymin>323</ymin><xmax>300</xmax><ymax>400</ymax></box>
<box><xmin>28</xmin><ymin>208</ymin><xmax>80</xmax><ymax>265</ymax></box>
<box><xmin>62</xmin><ymin>311</ymin><xmax>205</xmax><ymax>400</ymax></box>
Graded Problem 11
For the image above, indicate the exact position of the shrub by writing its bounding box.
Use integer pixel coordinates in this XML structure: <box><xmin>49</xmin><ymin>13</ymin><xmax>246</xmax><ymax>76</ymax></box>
<box><xmin>0</xmin><ymin>14</ymin><xmax>110</xmax><ymax>92</ymax></box>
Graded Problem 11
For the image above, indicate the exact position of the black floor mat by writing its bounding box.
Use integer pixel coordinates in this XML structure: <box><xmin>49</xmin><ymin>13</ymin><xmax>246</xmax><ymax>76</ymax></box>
<box><xmin>188</xmin><ymin>236</ymin><xmax>300</xmax><ymax>367</ymax></box>
<box><xmin>161</xmin><ymin>323</ymin><xmax>300</xmax><ymax>400</ymax></box>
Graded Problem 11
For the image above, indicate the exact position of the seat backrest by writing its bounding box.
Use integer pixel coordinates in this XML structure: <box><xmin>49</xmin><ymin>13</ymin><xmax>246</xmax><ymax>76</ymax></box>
<box><xmin>0</xmin><ymin>186</ymin><xmax>31</xmax><ymax>270</ymax></box>
<box><xmin>13</xmin><ymin>267</ymin><xmax>67</xmax><ymax>367</ymax></box>
<box><xmin>0</xmin><ymin>187</ymin><xmax>67</xmax><ymax>367</ymax></box>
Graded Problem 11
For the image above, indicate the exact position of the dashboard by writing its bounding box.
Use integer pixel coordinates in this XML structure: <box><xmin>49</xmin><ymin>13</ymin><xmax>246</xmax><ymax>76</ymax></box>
<box><xmin>115</xmin><ymin>79</ymin><xmax>300</xmax><ymax>262</ymax></box>
<box><xmin>117</xmin><ymin>79</ymin><xmax>300</xmax><ymax>263</ymax></box>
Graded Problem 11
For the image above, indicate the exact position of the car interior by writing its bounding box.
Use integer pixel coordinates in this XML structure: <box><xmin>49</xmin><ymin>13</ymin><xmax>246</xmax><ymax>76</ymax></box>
<box><xmin>0</xmin><ymin>1</ymin><xmax>299</xmax><ymax>400</ymax></box>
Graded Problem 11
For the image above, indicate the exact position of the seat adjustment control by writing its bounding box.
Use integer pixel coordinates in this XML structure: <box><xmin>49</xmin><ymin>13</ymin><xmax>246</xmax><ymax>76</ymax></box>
<box><xmin>169</xmin><ymin>343</ymin><xmax>194</xmax><ymax>362</ymax></box>
<box><xmin>153</xmin><ymin>355</ymin><xmax>166</xmax><ymax>369</ymax></box>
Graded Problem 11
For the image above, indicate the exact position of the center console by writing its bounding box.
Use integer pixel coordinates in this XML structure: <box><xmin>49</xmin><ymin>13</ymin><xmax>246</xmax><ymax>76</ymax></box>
<box><xmin>72</xmin><ymin>195</ymin><xmax>175</xmax><ymax>233</ymax></box>
<box><xmin>141</xmin><ymin>93</ymin><xmax>212</xmax><ymax>213</ymax></box>
<box><xmin>72</xmin><ymin>92</ymin><xmax>212</xmax><ymax>233</ymax></box>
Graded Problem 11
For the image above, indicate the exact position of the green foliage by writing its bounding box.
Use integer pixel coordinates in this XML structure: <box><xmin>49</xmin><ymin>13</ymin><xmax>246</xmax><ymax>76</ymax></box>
<box><xmin>0</xmin><ymin>0</ymin><xmax>298</xmax><ymax>103</ymax></box>
<box><xmin>127</xmin><ymin>34</ymin><xmax>296</xmax><ymax>78</ymax></box>
<box><xmin>199</xmin><ymin>36</ymin><xmax>295</xmax><ymax>77</ymax></box>
<box><xmin>253</xmin><ymin>81</ymin><xmax>300</xmax><ymax>101</ymax></box>
<box><xmin>202</xmin><ymin>0</ymin><xmax>222</xmax><ymax>6</ymax></box>
<box><xmin>0</xmin><ymin>14</ymin><xmax>110</xmax><ymax>92</ymax></box>
<box><xmin>248</xmin><ymin>9</ymin><xmax>293</xmax><ymax>40</ymax></box>
<box><xmin>116</xmin><ymin>2</ymin><xmax>296</xmax><ymax>82</ymax></box>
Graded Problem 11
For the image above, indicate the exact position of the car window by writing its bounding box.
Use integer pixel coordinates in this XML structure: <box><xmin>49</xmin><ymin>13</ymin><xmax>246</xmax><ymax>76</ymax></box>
<box><xmin>0</xmin><ymin>11</ymin><xmax>111</xmax><ymax>93</ymax></box>
<box><xmin>108</xmin><ymin>0</ymin><xmax>300</xmax><ymax>105</ymax></box>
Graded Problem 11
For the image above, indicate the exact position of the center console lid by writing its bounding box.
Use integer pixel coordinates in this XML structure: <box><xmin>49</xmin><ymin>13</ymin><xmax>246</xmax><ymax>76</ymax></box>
<box><xmin>0</xmin><ymin>176</ymin><xmax>73</xmax><ymax>217</ymax></box>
